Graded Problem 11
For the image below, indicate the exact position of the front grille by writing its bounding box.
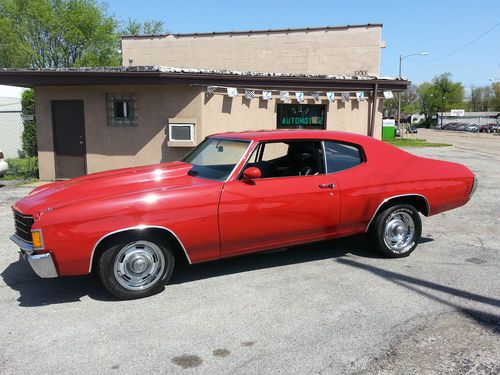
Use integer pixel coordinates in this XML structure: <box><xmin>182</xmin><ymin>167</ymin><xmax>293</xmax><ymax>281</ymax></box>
<box><xmin>13</xmin><ymin>210</ymin><xmax>34</xmax><ymax>243</ymax></box>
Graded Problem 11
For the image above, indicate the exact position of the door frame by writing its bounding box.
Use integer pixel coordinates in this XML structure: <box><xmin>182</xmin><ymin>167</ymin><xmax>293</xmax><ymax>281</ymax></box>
<box><xmin>51</xmin><ymin>100</ymin><xmax>87</xmax><ymax>179</ymax></box>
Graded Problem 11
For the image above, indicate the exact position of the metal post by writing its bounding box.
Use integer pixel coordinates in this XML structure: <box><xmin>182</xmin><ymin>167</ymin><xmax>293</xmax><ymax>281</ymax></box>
<box><xmin>397</xmin><ymin>52</ymin><xmax>428</xmax><ymax>135</ymax></box>
<box><xmin>398</xmin><ymin>55</ymin><xmax>402</xmax><ymax>126</ymax></box>
<box><xmin>369</xmin><ymin>83</ymin><xmax>378</xmax><ymax>137</ymax></box>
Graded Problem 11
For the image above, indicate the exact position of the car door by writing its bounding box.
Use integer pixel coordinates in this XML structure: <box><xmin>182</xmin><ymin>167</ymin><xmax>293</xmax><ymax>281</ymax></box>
<box><xmin>322</xmin><ymin>140</ymin><xmax>369</xmax><ymax>234</ymax></box>
<box><xmin>218</xmin><ymin>140</ymin><xmax>340</xmax><ymax>257</ymax></box>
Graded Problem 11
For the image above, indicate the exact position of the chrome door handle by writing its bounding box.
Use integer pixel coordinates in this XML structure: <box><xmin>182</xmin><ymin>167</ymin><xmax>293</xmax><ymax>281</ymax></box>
<box><xmin>319</xmin><ymin>183</ymin><xmax>335</xmax><ymax>189</ymax></box>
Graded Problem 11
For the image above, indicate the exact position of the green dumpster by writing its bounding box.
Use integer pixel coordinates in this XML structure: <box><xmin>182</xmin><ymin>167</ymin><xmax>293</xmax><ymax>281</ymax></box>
<box><xmin>382</xmin><ymin>119</ymin><xmax>396</xmax><ymax>141</ymax></box>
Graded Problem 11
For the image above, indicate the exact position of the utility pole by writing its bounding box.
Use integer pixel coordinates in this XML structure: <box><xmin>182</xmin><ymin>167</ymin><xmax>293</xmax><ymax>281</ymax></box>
<box><xmin>398</xmin><ymin>52</ymin><xmax>429</xmax><ymax>133</ymax></box>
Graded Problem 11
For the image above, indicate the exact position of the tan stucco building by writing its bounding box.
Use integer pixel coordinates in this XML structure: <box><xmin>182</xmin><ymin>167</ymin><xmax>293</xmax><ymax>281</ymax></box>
<box><xmin>0</xmin><ymin>24</ymin><xmax>409</xmax><ymax>180</ymax></box>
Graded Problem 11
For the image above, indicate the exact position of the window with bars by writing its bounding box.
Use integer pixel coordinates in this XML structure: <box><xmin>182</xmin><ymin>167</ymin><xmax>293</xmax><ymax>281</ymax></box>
<box><xmin>106</xmin><ymin>93</ymin><xmax>137</xmax><ymax>126</ymax></box>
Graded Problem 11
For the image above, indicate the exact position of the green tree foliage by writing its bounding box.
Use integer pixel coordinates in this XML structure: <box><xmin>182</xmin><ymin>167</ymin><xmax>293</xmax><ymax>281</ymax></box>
<box><xmin>0</xmin><ymin>0</ymin><xmax>165</xmax><ymax>159</ymax></box>
<box><xmin>384</xmin><ymin>73</ymin><xmax>465</xmax><ymax>119</ymax></box>
<box><xmin>383</xmin><ymin>84</ymin><xmax>419</xmax><ymax>118</ymax></box>
<box><xmin>21</xmin><ymin>89</ymin><xmax>37</xmax><ymax>157</ymax></box>
<box><xmin>122</xmin><ymin>18</ymin><xmax>165</xmax><ymax>36</ymax></box>
<box><xmin>415</xmin><ymin>82</ymin><xmax>436</xmax><ymax>117</ymax></box>
<box><xmin>493</xmin><ymin>83</ymin><xmax>500</xmax><ymax>111</ymax></box>
<box><xmin>467</xmin><ymin>85</ymin><xmax>495</xmax><ymax>111</ymax></box>
<box><xmin>0</xmin><ymin>0</ymin><xmax>121</xmax><ymax>68</ymax></box>
<box><xmin>425</xmin><ymin>73</ymin><xmax>464</xmax><ymax>113</ymax></box>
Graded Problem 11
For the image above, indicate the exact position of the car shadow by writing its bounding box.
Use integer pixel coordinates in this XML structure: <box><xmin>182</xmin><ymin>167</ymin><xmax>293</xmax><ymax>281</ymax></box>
<box><xmin>336</xmin><ymin>258</ymin><xmax>500</xmax><ymax>332</ymax></box>
<box><xmin>170</xmin><ymin>235</ymin><xmax>379</xmax><ymax>285</ymax></box>
<box><xmin>1</xmin><ymin>236</ymin><xmax>433</xmax><ymax>307</ymax></box>
<box><xmin>0</xmin><ymin>254</ymin><xmax>116</xmax><ymax>307</ymax></box>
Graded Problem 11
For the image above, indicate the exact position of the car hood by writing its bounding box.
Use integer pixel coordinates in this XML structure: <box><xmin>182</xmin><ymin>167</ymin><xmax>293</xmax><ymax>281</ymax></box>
<box><xmin>13</xmin><ymin>161</ymin><xmax>210</xmax><ymax>215</ymax></box>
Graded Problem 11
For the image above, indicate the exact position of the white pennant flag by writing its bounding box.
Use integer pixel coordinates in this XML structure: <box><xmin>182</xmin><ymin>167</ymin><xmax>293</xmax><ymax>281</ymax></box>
<box><xmin>326</xmin><ymin>92</ymin><xmax>336</xmax><ymax>102</ymax></box>
<box><xmin>227</xmin><ymin>87</ymin><xmax>238</xmax><ymax>97</ymax></box>
<box><xmin>262</xmin><ymin>90</ymin><xmax>273</xmax><ymax>100</ymax></box>
<box><xmin>356</xmin><ymin>92</ymin><xmax>365</xmax><ymax>101</ymax></box>
<box><xmin>279</xmin><ymin>91</ymin><xmax>290</xmax><ymax>101</ymax></box>
<box><xmin>244</xmin><ymin>89</ymin><xmax>255</xmax><ymax>99</ymax></box>
<box><xmin>295</xmin><ymin>92</ymin><xmax>304</xmax><ymax>103</ymax></box>
<box><xmin>311</xmin><ymin>92</ymin><xmax>321</xmax><ymax>102</ymax></box>
<box><xmin>206</xmin><ymin>86</ymin><xmax>217</xmax><ymax>95</ymax></box>
<box><xmin>383</xmin><ymin>91</ymin><xmax>394</xmax><ymax>99</ymax></box>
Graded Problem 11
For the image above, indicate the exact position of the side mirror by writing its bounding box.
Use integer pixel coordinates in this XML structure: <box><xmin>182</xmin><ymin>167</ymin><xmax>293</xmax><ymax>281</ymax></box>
<box><xmin>242</xmin><ymin>167</ymin><xmax>261</xmax><ymax>184</ymax></box>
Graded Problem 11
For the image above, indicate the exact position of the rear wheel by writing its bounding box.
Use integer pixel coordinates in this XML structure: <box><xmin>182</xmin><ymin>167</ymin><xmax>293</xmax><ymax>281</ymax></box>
<box><xmin>369</xmin><ymin>204</ymin><xmax>422</xmax><ymax>258</ymax></box>
<box><xmin>98</xmin><ymin>236</ymin><xmax>174</xmax><ymax>299</ymax></box>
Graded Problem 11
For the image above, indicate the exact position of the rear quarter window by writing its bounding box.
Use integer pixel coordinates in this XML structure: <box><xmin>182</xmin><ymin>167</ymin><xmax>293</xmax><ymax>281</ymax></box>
<box><xmin>324</xmin><ymin>141</ymin><xmax>364</xmax><ymax>173</ymax></box>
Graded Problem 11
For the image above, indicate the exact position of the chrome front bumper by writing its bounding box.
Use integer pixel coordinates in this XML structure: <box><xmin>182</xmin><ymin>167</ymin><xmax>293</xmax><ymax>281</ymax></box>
<box><xmin>10</xmin><ymin>234</ymin><xmax>58</xmax><ymax>278</ymax></box>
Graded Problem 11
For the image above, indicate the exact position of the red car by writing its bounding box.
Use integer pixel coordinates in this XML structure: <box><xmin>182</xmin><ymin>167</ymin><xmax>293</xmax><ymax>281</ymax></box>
<box><xmin>11</xmin><ymin>130</ymin><xmax>477</xmax><ymax>299</ymax></box>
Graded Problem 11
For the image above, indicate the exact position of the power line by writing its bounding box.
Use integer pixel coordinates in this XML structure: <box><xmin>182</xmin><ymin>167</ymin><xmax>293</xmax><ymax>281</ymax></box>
<box><xmin>421</xmin><ymin>21</ymin><xmax>500</xmax><ymax>62</ymax></box>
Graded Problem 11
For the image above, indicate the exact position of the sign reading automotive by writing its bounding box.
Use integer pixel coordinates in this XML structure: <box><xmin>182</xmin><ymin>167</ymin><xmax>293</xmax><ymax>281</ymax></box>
<box><xmin>450</xmin><ymin>109</ymin><xmax>465</xmax><ymax>117</ymax></box>
<box><xmin>277</xmin><ymin>104</ymin><xmax>325</xmax><ymax>130</ymax></box>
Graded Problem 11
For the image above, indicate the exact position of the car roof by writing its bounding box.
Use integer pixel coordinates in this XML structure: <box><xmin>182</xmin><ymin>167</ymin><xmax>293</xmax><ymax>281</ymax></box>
<box><xmin>208</xmin><ymin>129</ymin><xmax>375</xmax><ymax>144</ymax></box>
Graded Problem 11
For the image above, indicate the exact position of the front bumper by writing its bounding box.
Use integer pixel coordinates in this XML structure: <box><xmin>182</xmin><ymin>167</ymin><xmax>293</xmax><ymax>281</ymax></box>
<box><xmin>10</xmin><ymin>234</ymin><xmax>58</xmax><ymax>278</ymax></box>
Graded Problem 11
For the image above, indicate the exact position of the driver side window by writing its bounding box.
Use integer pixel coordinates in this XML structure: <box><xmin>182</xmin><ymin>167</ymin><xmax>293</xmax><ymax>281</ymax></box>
<box><xmin>243</xmin><ymin>140</ymin><xmax>325</xmax><ymax>179</ymax></box>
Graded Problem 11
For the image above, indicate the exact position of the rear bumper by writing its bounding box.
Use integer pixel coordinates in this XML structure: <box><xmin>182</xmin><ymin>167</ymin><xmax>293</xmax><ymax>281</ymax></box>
<box><xmin>10</xmin><ymin>234</ymin><xmax>58</xmax><ymax>278</ymax></box>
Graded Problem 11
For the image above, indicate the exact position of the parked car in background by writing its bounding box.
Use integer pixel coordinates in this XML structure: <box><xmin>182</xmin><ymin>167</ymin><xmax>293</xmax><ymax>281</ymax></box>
<box><xmin>478</xmin><ymin>124</ymin><xmax>491</xmax><ymax>133</ymax></box>
<box><xmin>438</xmin><ymin>122</ymin><xmax>500</xmax><ymax>133</ymax></box>
<box><xmin>10</xmin><ymin>130</ymin><xmax>477</xmax><ymax>299</ymax></box>
<box><xmin>0</xmin><ymin>150</ymin><xmax>8</xmax><ymax>177</ymax></box>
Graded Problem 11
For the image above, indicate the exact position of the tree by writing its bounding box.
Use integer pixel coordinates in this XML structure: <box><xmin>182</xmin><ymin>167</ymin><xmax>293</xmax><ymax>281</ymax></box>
<box><xmin>466</xmin><ymin>85</ymin><xmax>494</xmax><ymax>112</ymax></box>
<box><xmin>383</xmin><ymin>84</ymin><xmax>419</xmax><ymax>118</ymax></box>
<box><xmin>415</xmin><ymin>73</ymin><xmax>464</xmax><ymax>118</ymax></box>
<box><xmin>121</xmin><ymin>18</ymin><xmax>165</xmax><ymax>36</ymax></box>
<box><xmin>490</xmin><ymin>83</ymin><xmax>500</xmax><ymax>111</ymax></box>
<box><xmin>416</xmin><ymin>82</ymin><xmax>437</xmax><ymax>118</ymax></box>
<box><xmin>0</xmin><ymin>0</ymin><xmax>121</xmax><ymax>68</ymax></box>
<box><xmin>21</xmin><ymin>89</ymin><xmax>37</xmax><ymax>157</ymax></box>
<box><xmin>430</xmin><ymin>73</ymin><xmax>464</xmax><ymax>111</ymax></box>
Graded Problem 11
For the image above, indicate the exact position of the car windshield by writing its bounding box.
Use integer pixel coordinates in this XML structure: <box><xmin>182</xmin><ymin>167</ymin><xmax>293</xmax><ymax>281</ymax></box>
<box><xmin>182</xmin><ymin>138</ymin><xmax>250</xmax><ymax>181</ymax></box>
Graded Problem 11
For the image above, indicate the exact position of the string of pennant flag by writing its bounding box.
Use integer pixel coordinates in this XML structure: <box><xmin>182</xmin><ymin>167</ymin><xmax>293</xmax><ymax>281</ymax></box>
<box><xmin>205</xmin><ymin>86</ymin><xmax>394</xmax><ymax>102</ymax></box>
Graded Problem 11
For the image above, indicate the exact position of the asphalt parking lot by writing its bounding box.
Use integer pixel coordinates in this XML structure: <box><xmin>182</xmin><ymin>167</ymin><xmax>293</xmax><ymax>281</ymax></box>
<box><xmin>0</xmin><ymin>137</ymin><xmax>499</xmax><ymax>374</ymax></box>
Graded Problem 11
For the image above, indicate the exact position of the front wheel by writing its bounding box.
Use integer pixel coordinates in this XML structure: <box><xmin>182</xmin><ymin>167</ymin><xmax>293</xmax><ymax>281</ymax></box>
<box><xmin>369</xmin><ymin>204</ymin><xmax>422</xmax><ymax>258</ymax></box>
<box><xmin>98</xmin><ymin>237</ymin><xmax>175</xmax><ymax>299</ymax></box>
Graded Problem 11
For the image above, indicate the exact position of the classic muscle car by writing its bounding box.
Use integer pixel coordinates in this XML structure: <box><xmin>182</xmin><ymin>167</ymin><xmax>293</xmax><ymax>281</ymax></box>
<box><xmin>11</xmin><ymin>130</ymin><xmax>477</xmax><ymax>299</ymax></box>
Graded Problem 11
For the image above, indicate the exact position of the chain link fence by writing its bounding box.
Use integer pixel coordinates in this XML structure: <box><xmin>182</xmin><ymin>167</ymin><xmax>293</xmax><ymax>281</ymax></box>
<box><xmin>0</xmin><ymin>97</ymin><xmax>38</xmax><ymax>179</ymax></box>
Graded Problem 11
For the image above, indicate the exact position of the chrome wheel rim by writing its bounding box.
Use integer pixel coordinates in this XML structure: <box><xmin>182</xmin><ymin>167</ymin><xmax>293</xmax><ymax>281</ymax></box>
<box><xmin>383</xmin><ymin>211</ymin><xmax>415</xmax><ymax>253</ymax></box>
<box><xmin>113</xmin><ymin>241</ymin><xmax>165</xmax><ymax>291</ymax></box>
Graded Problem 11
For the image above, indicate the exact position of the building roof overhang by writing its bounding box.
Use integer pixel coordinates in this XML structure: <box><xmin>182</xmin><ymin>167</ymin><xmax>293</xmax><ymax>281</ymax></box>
<box><xmin>0</xmin><ymin>66</ymin><xmax>410</xmax><ymax>91</ymax></box>
<box><xmin>121</xmin><ymin>23</ymin><xmax>383</xmax><ymax>39</ymax></box>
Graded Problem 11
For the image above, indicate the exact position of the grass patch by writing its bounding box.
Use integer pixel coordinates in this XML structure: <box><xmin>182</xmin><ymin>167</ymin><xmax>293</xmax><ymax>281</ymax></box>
<box><xmin>1</xmin><ymin>157</ymin><xmax>39</xmax><ymax>180</ymax></box>
<box><xmin>385</xmin><ymin>138</ymin><xmax>452</xmax><ymax>148</ymax></box>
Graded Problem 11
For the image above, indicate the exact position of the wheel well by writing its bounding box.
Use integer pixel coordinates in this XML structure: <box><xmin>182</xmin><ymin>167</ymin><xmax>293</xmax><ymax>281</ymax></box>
<box><xmin>367</xmin><ymin>195</ymin><xmax>429</xmax><ymax>231</ymax></box>
<box><xmin>90</xmin><ymin>227</ymin><xmax>190</xmax><ymax>273</ymax></box>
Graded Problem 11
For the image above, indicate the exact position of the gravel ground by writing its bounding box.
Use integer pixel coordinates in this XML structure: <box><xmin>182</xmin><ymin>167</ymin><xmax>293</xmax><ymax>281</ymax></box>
<box><xmin>0</xmin><ymin>142</ymin><xmax>498</xmax><ymax>374</ymax></box>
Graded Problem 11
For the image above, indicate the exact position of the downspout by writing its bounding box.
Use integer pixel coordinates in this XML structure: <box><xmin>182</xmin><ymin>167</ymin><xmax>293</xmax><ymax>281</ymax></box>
<box><xmin>369</xmin><ymin>83</ymin><xmax>379</xmax><ymax>137</ymax></box>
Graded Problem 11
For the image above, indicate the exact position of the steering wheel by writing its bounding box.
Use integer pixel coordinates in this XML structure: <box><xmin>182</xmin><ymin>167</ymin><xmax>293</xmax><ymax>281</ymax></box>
<box><xmin>298</xmin><ymin>166</ymin><xmax>313</xmax><ymax>176</ymax></box>
<box><xmin>297</xmin><ymin>154</ymin><xmax>315</xmax><ymax>176</ymax></box>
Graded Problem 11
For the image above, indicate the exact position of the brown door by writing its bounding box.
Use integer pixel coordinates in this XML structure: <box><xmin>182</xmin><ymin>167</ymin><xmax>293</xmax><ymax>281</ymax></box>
<box><xmin>52</xmin><ymin>100</ymin><xmax>86</xmax><ymax>179</ymax></box>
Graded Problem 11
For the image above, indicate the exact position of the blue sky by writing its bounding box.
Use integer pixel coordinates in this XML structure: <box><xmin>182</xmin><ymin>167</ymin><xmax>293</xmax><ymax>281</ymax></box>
<box><xmin>106</xmin><ymin>0</ymin><xmax>500</xmax><ymax>88</ymax></box>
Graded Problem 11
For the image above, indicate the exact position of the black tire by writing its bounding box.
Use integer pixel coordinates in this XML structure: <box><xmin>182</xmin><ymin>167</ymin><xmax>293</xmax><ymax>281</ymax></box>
<box><xmin>98</xmin><ymin>234</ymin><xmax>175</xmax><ymax>299</ymax></box>
<box><xmin>369</xmin><ymin>204</ymin><xmax>422</xmax><ymax>258</ymax></box>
